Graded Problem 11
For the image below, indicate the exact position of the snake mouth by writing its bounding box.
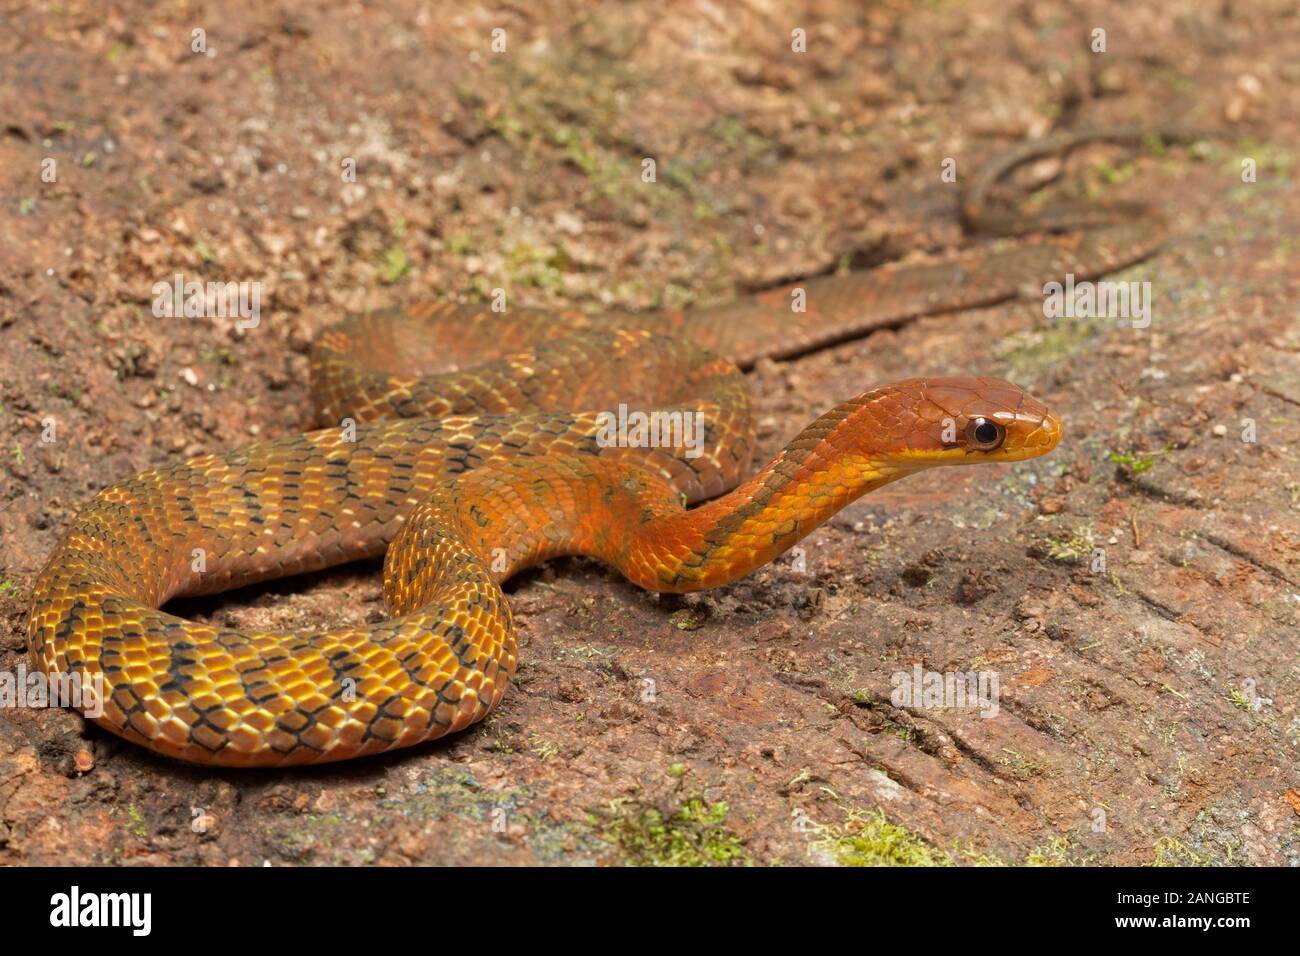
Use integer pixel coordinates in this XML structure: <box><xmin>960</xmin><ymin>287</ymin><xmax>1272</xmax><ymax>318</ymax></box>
<box><xmin>999</xmin><ymin>408</ymin><xmax>1064</xmax><ymax>462</ymax></box>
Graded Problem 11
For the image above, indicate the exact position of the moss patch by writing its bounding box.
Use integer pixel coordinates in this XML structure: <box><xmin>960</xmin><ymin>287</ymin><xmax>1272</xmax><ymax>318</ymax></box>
<box><xmin>600</xmin><ymin>797</ymin><xmax>751</xmax><ymax>866</ymax></box>
<box><xmin>811</xmin><ymin>808</ymin><xmax>953</xmax><ymax>867</ymax></box>
<box><xmin>1025</xmin><ymin>835</ymin><xmax>1096</xmax><ymax>866</ymax></box>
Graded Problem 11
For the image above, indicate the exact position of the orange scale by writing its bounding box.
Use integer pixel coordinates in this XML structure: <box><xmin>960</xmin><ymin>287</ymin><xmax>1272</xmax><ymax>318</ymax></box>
<box><xmin>224</xmin><ymin>725</ymin><xmax>263</xmax><ymax>757</ymax></box>
<box><xmin>188</xmin><ymin>692</ymin><xmax>225</xmax><ymax>712</ymax></box>
<box><xmin>334</xmin><ymin>721</ymin><xmax>367</xmax><ymax>749</ymax></box>
<box><xmin>433</xmin><ymin>701</ymin><xmax>458</xmax><ymax>728</ymax></box>
<box><xmin>372</xmin><ymin>659</ymin><xmax>405</xmax><ymax>682</ymax></box>
<box><xmin>202</xmin><ymin>708</ymin><xmax>240</xmax><ymax>732</ymax></box>
<box><xmin>242</xmin><ymin>709</ymin><xmax>277</xmax><ymax>734</ymax></box>
<box><xmin>297</xmin><ymin>693</ymin><xmax>333</xmax><ymax>714</ymax></box>
<box><xmin>121</xmin><ymin>666</ymin><xmax>159</xmax><ymax>691</ymax></box>
<box><xmin>125</xmin><ymin>711</ymin><xmax>159</xmax><ymax>739</ymax></box>
<box><xmin>266</xmin><ymin>729</ymin><xmax>299</xmax><ymax>753</ymax></box>
<box><xmin>156</xmin><ymin>718</ymin><xmax>191</xmax><ymax>748</ymax></box>
<box><xmin>142</xmin><ymin>695</ymin><xmax>173</xmax><ymax>721</ymax></box>
<box><xmin>298</xmin><ymin>723</ymin><xmax>334</xmax><ymax>752</ymax></box>
<box><xmin>368</xmin><ymin>717</ymin><xmax>402</xmax><ymax>743</ymax></box>
<box><xmin>314</xmin><ymin>706</ymin><xmax>348</xmax><ymax>730</ymax></box>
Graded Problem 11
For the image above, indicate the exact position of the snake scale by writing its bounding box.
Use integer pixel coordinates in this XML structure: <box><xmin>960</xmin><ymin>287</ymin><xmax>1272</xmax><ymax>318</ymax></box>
<box><xmin>28</xmin><ymin>129</ymin><xmax>1196</xmax><ymax>766</ymax></box>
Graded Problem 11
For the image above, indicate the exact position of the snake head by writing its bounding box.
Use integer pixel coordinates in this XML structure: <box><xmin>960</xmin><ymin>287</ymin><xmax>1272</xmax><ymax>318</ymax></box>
<box><xmin>867</xmin><ymin>376</ymin><xmax>1062</xmax><ymax>469</ymax></box>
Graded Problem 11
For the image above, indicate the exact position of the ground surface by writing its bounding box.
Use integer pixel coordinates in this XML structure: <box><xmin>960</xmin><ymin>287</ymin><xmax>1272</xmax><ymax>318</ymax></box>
<box><xmin>0</xmin><ymin>0</ymin><xmax>1297</xmax><ymax>866</ymax></box>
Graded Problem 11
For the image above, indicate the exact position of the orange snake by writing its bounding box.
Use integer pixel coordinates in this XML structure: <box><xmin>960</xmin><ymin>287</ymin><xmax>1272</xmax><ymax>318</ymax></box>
<box><xmin>27</xmin><ymin>129</ymin><xmax>1195</xmax><ymax>766</ymax></box>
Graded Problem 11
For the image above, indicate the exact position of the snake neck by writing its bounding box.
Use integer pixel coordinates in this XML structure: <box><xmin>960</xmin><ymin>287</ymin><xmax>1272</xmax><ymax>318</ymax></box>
<box><xmin>385</xmin><ymin>395</ymin><xmax>912</xmax><ymax>608</ymax></box>
<box><xmin>622</xmin><ymin>399</ymin><xmax>908</xmax><ymax>592</ymax></box>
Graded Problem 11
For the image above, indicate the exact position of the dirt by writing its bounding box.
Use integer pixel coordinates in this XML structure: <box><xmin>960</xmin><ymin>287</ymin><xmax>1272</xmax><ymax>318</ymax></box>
<box><xmin>0</xmin><ymin>0</ymin><xmax>1297</xmax><ymax>866</ymax></box>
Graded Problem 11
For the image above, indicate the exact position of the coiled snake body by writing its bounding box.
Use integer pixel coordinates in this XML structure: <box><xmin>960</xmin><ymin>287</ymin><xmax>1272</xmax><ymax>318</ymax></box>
<box><xmin>28</xmin><ymin>131</ymin><xmax>1193</xmax><ymax>766</ymax></box>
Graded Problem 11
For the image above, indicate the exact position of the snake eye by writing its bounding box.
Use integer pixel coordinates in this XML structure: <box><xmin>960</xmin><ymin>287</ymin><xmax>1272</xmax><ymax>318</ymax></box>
<box><xmin>965</xmin><ymin>417</ymin><xmax>1005</xmax><ymax>451</ymax></box>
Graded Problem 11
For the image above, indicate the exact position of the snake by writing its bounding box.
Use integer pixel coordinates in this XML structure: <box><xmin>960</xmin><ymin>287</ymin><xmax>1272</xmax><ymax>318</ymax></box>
<box><xmin>26</xmin><ymin>128</ymin><xmax>1199</xmax><ymax>766</ymax></box>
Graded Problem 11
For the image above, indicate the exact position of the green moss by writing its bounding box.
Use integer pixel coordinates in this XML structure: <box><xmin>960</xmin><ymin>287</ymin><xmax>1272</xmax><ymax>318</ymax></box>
<box><xmin>1025</xmin><ymin>835</ymin><xmax>1095</xmax><ymax>866</ymax></box>
<box><xmin>670</xmin><ymin>607</ymin><xmax>706</xmax><ymax>631</ymax></box>
<box><xmin>445</xmin><ymin>234</ymin><xmax>473</xmax><ymax>255</ymax></box>
<box><xmin>708</xmin><ymin>116</ymin><xmax>773</xmax><ymax>159</ymax></box>
<box><xmin>377</xmin><ymin>246</ymin><xmax>410</xmax><ymax>284</ymax></box>
<box><xmin>1147</xmin><ymin>808</ymin><xmax>1245</xmax><ymax>866</ymax></box>
<box><xmin>1151</xmin><ymin>837</ymin><xmax>1208</xmax><ymax>867</ymax></box>
<box><xmin>555</xmin><ymin>642</ymin><xmax>616</xmax><ymax>662</ymax></box>
<box><xmin>811</xmin><ymin>808</ymin><xmax>953</xmax><ymax>867</ymax></box>
<box><xmin>1108</xmin><ymin>449</ymin><xmax>1160</xmax><ymax>474</ymax></box>
<box><xmin>549</xmin><ymin>125</ymin><xmax>600</xmax><ymax>176</ymax></box>
<box><xmin>955</xmin><ymin>845</ymin><xmax>1011</xmax><ymax>867</ymax></box>
<box><xmin>996</xmin><ymin>316</ymin><xmax>1105</xmax><ymax>375</ymax></box>
<box><xmin>99</xmin><ymin>846</ymin><xmax>124</xmax><ymax>864</ymax></box>
<box><xmin>999</xmin><ymin>748</ymin><xmax>1051</xmax><ymax>779</ymax></box>
<box><xmin>1042</xmin><ymin>523</ymin><xmax>1096</xmax><ymax>564</ymax></box>
<box><xmin>482</xmin><ymin>111</ymin><xmax>525</xmax><ymax>143</ymax></box>
<box><xmin>272</xmin><ymin>812</ymin><xmax>373</xmax><ymax>864</ymax></box>
<box><xmin>527</xmin><ymin>735</ymin><xmax>560</xmax><ymax>760</ymax></box>
<box><xmin>882</xmin><ymin>723</ymin><xmax>916</xmax><ymax>743</ymax></box>
<box><xmin>1225</xmin><ymin>689</ymin><xmax>1253</xmax><ymax>711</ymax></box>
<box><xmin>602</xmin><ymin>798</ymin><xmax>751</xmax><ymax>866</ymax></box>
<box><xmin>261</xmin><ymin>766</ymin><xmax>604</xmax><ymax>864</ymax></box>
<box><xmin>505</xmin><ymin>242</ymin><xmax>567</xmax><ymax>291</ymax></box>
<box><xmin>125</xmin><ymin>804</ymin><xmax>148</xmax><ymax>839</ymax></box>
<box><xmin>1089</xmin><ymin>158</ymin><xmax>1139</xmax><ymax>188</ymax></box>
<box><xmin>1223</xmin><ymin>137</ymin><xmax>1295</xmax><ymax>178</ymax></box>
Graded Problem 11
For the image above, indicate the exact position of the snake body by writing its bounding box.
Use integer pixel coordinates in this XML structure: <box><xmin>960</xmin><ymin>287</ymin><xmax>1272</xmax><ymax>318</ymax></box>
<box><xmin>27</xmin><ymin>131</ymin><xmax>1193</xmax><ymax>766</ymax></box>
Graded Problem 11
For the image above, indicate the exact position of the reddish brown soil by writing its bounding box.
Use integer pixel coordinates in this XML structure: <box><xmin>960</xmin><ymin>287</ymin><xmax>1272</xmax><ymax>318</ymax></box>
<box><xmin>0</xmin><ymin>0</ymin><xmax>1296</xmax><ymax>865</ymax></box>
